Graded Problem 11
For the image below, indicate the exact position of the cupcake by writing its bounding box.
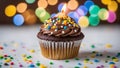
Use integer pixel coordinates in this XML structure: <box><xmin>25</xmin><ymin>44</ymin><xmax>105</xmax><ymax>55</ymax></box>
<box><xmin>37</xmin><ymin>15</ymin><xmax>84</xmax><ymax>60</ymax></box>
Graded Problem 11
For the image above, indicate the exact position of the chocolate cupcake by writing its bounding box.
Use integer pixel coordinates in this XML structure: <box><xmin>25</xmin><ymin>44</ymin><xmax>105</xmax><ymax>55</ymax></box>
<box><xmin>37</xmin><ymin>15</ymin><xmax>84</xmax><ymax>60</ymax></box>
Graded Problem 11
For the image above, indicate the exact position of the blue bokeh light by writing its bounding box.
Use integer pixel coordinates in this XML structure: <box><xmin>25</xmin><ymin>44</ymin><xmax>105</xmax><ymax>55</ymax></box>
<box><xmin>13</xmin><ymin>14</ymin><xmax>24</xmax><ymax>26</ymax></box>
<box><xmin>84</xmin><ymin>0</ymin><xmax>94</xmax><ymax>10</ymax></box>
<box><xmin>78</xmin><ymin>5</ymin><xmax>88</xmax><ymax>15</ymax></box>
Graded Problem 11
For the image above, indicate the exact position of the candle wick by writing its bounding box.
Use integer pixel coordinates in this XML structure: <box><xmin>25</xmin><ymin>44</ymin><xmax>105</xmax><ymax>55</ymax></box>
<box><xmin>62</xmin><ymin>10</ymin><xmax>64</xmax><ymax>13</ymax></box>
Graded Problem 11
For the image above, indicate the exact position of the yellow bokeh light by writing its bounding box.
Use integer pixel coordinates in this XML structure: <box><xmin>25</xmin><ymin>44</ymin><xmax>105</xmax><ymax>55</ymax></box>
<box><xmin>67</xmin><ymin>0</ymin><xmax>79</xmax><ymax>10</ymax></box>
<box><xmin>78</xmin><ymin>16</ymin><xmax>89</xmax><ymax>28</ymax></box>
<box><xmin>17</xmin><ymin>2</ymin><xmax>27</xmax><ymax>13</ymax></box>
<box><xmin>48</xmin><ymin>0</ymin><xmax>58</xmax><ymax>5</ymax></box>
<box><xmin>101</xmin><ymin>0</ymin><xmax>111</xmax><ymax>5</ymax></box>
<box><xmin>22</xmin><ymin>9</ymin><xmax>37</xmax><ymax>25</ymax></box>
<box><xmin>108</xmin><ymin>1</ymin><xmax>118</xmax><ymax>12</ymax></box>
<box><xmin>38</xmin><ymin>0</ymin><xmax>48</xmax><ymax>8</ymax></box>
<box><xmin>5</xmin><ymin>5</ymin><xmax>16</xmax><ymax>17</ymax></box>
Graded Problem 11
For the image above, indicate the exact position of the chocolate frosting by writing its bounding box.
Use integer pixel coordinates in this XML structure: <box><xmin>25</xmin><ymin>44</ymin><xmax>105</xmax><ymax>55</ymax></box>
<box><xmin>39</xmin><ymin>16</ymin><xmax>81</xmax><ymax>37</ymax></box>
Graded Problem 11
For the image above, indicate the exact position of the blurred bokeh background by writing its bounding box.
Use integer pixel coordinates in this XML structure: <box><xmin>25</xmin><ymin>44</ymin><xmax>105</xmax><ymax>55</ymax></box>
<box><xmin>0</xmin><ymin>0</ymin><xmax>120</xmax><ymax>28</ymax></box>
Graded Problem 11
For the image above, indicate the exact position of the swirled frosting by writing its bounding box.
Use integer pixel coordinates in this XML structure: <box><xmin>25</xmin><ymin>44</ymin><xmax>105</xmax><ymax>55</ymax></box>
<box><xmin>40</xmin><ymin>16</ymin><xmax>81</xmax><ymax>37</ymax></box>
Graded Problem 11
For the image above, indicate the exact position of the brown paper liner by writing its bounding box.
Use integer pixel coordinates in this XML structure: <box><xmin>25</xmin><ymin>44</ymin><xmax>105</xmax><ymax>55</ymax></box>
<box><xmin>39</xmin><ymin>40</ymin><xmax>82</xmax><ymax>60</ymax></box>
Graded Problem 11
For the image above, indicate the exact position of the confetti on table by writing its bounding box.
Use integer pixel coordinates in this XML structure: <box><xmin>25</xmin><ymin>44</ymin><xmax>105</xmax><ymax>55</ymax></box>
<box><xmin>78</xmin><ymin>63</ymin><xmax>82</xmax><ymax>65</ymax></box>
<box><xmin>116</xmin><ymin>52</ymin><xmax>120</xmax><ymax>57</ymax></box>
<box><xmin>105</xmin><ymin>43</ymin><xmax>112</xmax><ymax>48</ymax></box>
<box><xmin>94</xmin><ymin>59</ymin><xmax>100</xmax><ymax>62</ymax></box>
<box><xmin>91</xmin><ymin>45</ymin><xmax>95</xmax><ymax>48</ymax></box>
<box><xmin>0</xmin><ymin>46</ymin><xmax>3</xmax><ymax>50</ymax></box>
<box><xmin>40</xmin><ymin>64</ymin><xmax>47</xmax><ymax>68</ymax></box>
<box><xmin>65</xmin><ymin>60</ymin><xmax>69</xmax><ymax>63</ymax></box>
<box><xmin>75</xmin><ymin>58</ymin><xmax>80</xmax><ymax>60</ymax></box>
<box><xmin>29</xmin><ymin>49</ymin><xmax>35</xmax><ymax>53</ymax></box>
<box><xmin>83</xmin><ymin>65</ymin><xmax>88</xmax><ymax>68</ymax></box>
<box><xmin>74</xmin><ymin>66</ymin><xmax>80</xmax><ymax>68</ymax></box>
<box><xmin>49</xmin><ymin>61</ymin><xmax>54</xmax><ymax>65</ymax></box>
<box><xmin>36</xmin><ymin>62</ymin><xmax>40</xmax><ymax>66</ymax></box>
<box><xmin>0</xmin><ymin>42</ymin><xmax>120</xmax><ymax>68</ymax></box>
<box><xmin>19</xmin><ymin>64</ymin><xmax>23</xmax><ymax>67</ymax></box>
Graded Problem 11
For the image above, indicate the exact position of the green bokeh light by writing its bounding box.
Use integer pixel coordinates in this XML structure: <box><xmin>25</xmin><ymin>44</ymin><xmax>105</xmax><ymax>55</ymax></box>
<box><xmin>39</xmin><ymin>11</ymin><xmax>50</xmax><ymax>23</ymax></box>
<box><xmin>35</xmin><ymin>7</ymin><xmax>45</xmax><ymax>18</ymax></box>
<box><xmin>25</xmin><ymin>0</ymin><xmax>35</xmax><ymax>4</ymax></box>
<box><xmin>98</xmin><ymin>8</ymin><xmax>109</xmax><ymax>20</ymax></box>
<box><xmin>89</xmin><ymin>15</ymin><xmax>100</xmax><ymax>26</ymax></box>
<box><xmin>89</xmin><ymin>5</ymin><xmax>100</xmax><ymax>15</ymax></box>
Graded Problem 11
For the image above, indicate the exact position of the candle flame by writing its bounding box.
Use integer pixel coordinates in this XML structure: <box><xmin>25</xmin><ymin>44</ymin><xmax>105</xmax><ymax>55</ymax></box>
<box><xmin>56</xmin><ymin>3</ymin><xmax>68</xmax><ymax>17</ymax></box>
<box><xmin>61</xmin><ymin>3</ymin><xmax>67</xmax><ymax>13</ymax></box>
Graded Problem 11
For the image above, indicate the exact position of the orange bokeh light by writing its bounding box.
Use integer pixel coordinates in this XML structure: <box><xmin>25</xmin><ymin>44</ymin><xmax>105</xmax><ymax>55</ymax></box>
<box><xmin>17</xmin><ymin>2</ymin><xmax>27</xmax><ymax>13</ymax></box>
<box><xmin>48</xmin><ymin>0</ymin><xmax>58</xmax><ymax>5</ymax></box>
<box><xmin>22</xmin><ymin>9</ymin><xmax>37</xmax><ymax>25</ymax></box>
<box><xmin>38</xmin><ymin>0</ymin><xmax>48</xmax><ymax>8</ymax></box>
<box><xmin>67</xmin><ymin>0</ymin><xmax>79</xmax><ymax>10</ymax></box>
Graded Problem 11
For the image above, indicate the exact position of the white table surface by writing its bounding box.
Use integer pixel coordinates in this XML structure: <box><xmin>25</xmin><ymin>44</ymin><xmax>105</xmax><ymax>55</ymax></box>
<box><xmin>0</xmin><ymin>24</ymin><xmax>120</xmax><ymax>68</ymax></box>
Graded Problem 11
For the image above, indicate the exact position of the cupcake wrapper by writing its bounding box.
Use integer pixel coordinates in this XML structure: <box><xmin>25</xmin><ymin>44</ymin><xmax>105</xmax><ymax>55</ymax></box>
<box><xmin>39</xmin><ymin>39</ymin><xmax>82</xmax><ymax>60</ymax></box>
